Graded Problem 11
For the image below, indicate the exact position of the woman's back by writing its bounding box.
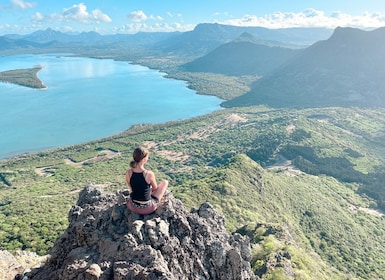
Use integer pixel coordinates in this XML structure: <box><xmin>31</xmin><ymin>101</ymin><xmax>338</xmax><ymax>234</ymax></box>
<box><xmin>130</xmin><ymin>171</ymin><xmax>151</xmax><ymax>201</ymax></box>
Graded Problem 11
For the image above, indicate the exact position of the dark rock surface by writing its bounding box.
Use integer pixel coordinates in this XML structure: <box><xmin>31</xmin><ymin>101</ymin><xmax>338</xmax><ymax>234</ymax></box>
<box><xmin>25</xmin><ymin>184</ymin><xmax>256</xmax><ymax>279</ymax></box>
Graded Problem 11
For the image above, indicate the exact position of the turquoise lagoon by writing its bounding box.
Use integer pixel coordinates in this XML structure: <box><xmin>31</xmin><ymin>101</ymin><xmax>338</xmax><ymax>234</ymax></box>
<box><xmin>0</xmin><ymin>54</ymin><xmax>222</xmax><ymax>159</ymax></box>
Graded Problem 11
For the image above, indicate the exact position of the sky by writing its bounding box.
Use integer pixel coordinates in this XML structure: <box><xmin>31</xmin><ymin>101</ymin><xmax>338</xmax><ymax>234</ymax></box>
<box><xmin>1</xmin><ymin>0</ymin><xmax>385</xmax><ymax>35</ymax></box>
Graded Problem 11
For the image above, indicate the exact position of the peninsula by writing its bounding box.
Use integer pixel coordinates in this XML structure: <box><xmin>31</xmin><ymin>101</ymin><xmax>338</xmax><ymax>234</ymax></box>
<box><xmin>0</xmin><ymin>66</ymin><xmax>46</xmax><ymax>89</ymax></box>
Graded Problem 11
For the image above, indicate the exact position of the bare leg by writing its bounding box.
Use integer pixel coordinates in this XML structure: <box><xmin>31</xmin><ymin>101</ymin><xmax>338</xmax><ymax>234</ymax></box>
<box><xmin>152</xmin><ymin>180</ymin><xmax>169</xmax><ymax>202</ymax></box>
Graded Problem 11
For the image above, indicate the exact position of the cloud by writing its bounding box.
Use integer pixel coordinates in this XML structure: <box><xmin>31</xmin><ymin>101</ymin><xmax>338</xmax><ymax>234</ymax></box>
<box><xmin>32</xmin><ymin>3</ymin><xmax>112</xmax><ymax>24</ymax></box>
<box><xmin>91</xmin><ymin>9</ymin><xmax>112</xmax><ymax>23</ymax></box>
<box><xmin>167</xmin><ymin>12</ymin><xmax>182</xmax><ymax>18</ymax></box>
<box><xmin>149</xmin><ymin>15</ymin><xmax>164</xmax><ymax>21</ymax></box>
<box><xmin>11</xmin><ymin>0</ymin><xmax>35</xmax><ymax>9</ymax></box>
<box><xmin>221</xmin><ymin>9</ymin><xmax>385</xmax><ymax>29</ymax></box>
<box><xmin>127</xmin><ymin>10</ymin><xmax>165</xmax><ymax>23</ymax></box>
<box><xmin>118</xmin><ymin>22</ymin><xmax>194</xmax><ymax>34</ymax></box>
<box><xmin>31</xmin><ymin>12</ymin><xmax>43</xmax><ymax>21</ymax></box>
<box><xmin>127</xmin><ymin>10</ymin><xmax>147</xmax><ymax>22</ymax></box>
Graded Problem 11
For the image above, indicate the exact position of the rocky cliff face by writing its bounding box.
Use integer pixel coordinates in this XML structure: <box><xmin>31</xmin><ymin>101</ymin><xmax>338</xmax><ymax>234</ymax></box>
<box><xmin>24</xmin><ymin>185</ymin><xmax>256</xmax><ymax>279</ymax></box>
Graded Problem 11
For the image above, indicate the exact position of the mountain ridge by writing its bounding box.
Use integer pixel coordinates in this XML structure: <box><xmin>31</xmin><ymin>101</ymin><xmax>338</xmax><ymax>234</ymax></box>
<box><xmin>1</xmin><ymin>23</ymin><xmax>333</xmax><ymax>55</ymax></box>
<box><xmin>223</xmin><ymin>26</ymin><xmax>385</xmax><ymax>108</ymax></box>
<box><xmin>181</xmin><ymin>32</ymin><xmax>300</xmax><ymax>76</ymax></box>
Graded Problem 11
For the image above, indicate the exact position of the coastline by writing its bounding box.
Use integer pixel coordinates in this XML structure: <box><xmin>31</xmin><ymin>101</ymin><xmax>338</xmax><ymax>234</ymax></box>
<box><xmin>35</xmin><ymin>66</ymin><xmax>47</xmax><ymax>90</ymax></box>
<box><xmin>0</xmin><ymin>54</ymin><xmax>223</xmax><ymax>161</ymax></box>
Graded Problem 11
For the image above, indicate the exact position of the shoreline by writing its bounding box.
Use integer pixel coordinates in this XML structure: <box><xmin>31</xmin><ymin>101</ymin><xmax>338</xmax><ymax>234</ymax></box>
<box><xmin>35</xmin><ymin>66</ymin><xmax>47</xmax><ymax>89</ymax></box>
<box><xmin>0</xmin><ymin>54</ymin><xmax>223</xmax><ymax>162</ymax></box>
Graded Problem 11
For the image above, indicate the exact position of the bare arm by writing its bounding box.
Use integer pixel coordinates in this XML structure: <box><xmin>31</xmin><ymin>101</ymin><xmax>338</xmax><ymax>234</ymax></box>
<box><xmin>125</xmin><ymin>170</ymin><xmax>132</xmax><ymax>192</ymax></box>
<box><xmin>146</xmin><ymin>171</ymin><xmax>158</xmax><ymax>193</ymax></box>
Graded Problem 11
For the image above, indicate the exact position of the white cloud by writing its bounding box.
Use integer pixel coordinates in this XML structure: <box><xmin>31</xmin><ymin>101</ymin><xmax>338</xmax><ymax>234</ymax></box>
<box><xmin>31</xmin><ymin>12</ymin><xmax>43</xmax><ymax>21</ymax></box>
<box><xmin>11</xmin><ymin>0</ymin><xmax>35</xmax><ymax>9</ymax></box>
<box><xmin>127</xmin><ymin>10</ymin><xmax>165</xmax><ymax>23</ymax></box>
<box><xmin>127</xmin><ymin>10</ymin><xmax>147</xmax><ymax>22</ymax></box>
<box><xmin>32</xmin><ymin>3</ymin><xmax>112</xmax><ymax>24</ymax></box>
<box><xmin>167</xmin><ymin>12</ymin><xmax>182</xmax><ymax>18</ymax></box>
<box><xmin>149</xmin><ymin>15</ymin><xmax>164</xmax><ymax>21</ymax></box>
<box><xmin>221</xmin><ymin>9</ymin><xmax>385</xmax><ymax>29</ymax></box>
<box><xmin>91</xmin><ymin>9</ymin><xmax>112</xmax><ymax>23</ymax></box>
<box><xmin>118</xmin><ymin>22</ymin><xmax>194</xmax><ymax>34</ymax></box>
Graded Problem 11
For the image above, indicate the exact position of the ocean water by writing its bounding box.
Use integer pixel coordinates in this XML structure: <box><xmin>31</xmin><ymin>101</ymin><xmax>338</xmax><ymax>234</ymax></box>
<box><xmin>0</xmin><ymin>54</ymin><xmax>222</xmax><ymax>159</ymax></box>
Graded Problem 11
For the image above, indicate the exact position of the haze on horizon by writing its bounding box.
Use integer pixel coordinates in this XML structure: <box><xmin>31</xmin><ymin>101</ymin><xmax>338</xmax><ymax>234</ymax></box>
<box><xmin>1</xmin><ymin>0</ymin><xmax>385</xmax><ymax>35</ymax></box>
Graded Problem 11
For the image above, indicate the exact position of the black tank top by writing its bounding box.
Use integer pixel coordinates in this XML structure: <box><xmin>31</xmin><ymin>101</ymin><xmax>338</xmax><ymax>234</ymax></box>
<box><xmin>130</xmin><ymin>171</ymin><xmax>151</xmax><ymax>201</ymax></box>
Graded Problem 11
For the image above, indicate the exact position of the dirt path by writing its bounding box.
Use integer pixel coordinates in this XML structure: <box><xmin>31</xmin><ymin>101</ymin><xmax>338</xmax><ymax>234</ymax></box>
<box><xmin>349</xmin><ymin>204</ymin><xmax>384</xmax><ymax>217</ymax></box>
<box><xmin>64</xmin><ymin>149</ymin><xmax>122</xmax><ymax>168</ymax></box>
<box><xmin>266</xmin><ymin>155</ymin><xmax>303</xmax><ymax>177</ymax></box>
<box><xmin>35</xmin><ymin>149</ymin><xmax>122</xmax><ymax>176</ymax></box>
<box><xmin>143</xmin><ymin>113</ymin><xmax>247</xmax><ymax>163</ymax></box>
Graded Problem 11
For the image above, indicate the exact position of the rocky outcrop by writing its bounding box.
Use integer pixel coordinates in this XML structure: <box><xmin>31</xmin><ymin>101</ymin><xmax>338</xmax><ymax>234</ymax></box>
<box><xmin>24</xmin><ymin>184</ymin><xmax>256</xmax><ymax>279</ymax></box>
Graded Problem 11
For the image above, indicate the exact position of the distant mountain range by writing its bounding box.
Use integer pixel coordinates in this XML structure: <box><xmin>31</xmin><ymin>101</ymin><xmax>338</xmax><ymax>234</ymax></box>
<box><xmin>0</xmin><ymin>36</ymin><xmax>53</xmax><ymax>51</ymax></box>
<box><xmin>152</xmin><ymin>23</ymin><xmax>331</xmax><ymax>55</ymax></box>
<box><xmin>1</xmin><ymin>23</ymin><xmax>332</xmax><ymax>54</ymax></box>
<box><xmin>223</xmin><ymin>27</ymin><xmax>385</xmax><ymax>108</ymax></box>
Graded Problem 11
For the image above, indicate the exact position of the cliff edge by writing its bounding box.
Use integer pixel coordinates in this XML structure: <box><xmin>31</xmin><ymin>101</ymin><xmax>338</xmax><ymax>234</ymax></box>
<box><xmin>23</xmin><ymin>184</ymin><xmax>256</xmax><ymax>279</ymax></box>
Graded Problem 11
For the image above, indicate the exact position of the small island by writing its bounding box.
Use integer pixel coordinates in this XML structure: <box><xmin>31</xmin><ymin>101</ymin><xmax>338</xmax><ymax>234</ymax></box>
<box><xmin>0</xmin><ymin>66</ymin><xmax>46</xmax><ymax>89</ymax></box>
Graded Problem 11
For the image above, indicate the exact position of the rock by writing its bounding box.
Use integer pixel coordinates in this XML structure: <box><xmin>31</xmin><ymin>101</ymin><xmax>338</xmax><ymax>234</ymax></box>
<box><xmin>24</xmin><ymin>184</ymin><xmax>256</xmax><ymax>279</ymax></box>
<box><xmin>0</xmin><ymin>250</ymin><xmax>24</xmax><ymax>280</ymax></box>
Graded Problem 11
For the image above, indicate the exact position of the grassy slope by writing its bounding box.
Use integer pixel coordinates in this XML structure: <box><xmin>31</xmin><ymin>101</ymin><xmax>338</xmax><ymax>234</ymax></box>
<box><xmin>1</xmin><ymin>106</ymin><xmax>385</xmax><ymax>279</ymax></box>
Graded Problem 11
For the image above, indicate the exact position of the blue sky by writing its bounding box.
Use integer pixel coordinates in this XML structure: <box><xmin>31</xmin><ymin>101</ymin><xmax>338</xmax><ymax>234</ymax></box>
<box><xmin>1</xmin><ymin>0</ymin><xmax>385</xmax><ymax>35</ymax></box>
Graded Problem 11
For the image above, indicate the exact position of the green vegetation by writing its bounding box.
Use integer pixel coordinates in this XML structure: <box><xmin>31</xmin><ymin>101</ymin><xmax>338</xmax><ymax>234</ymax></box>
<box><xmin>1</xmin><ymin>106</ymin><xmax>385</xmax><ymax>279</ymax></box>
<box><xmin>0</xmin><ymin>66</ymin><xmax>46</xmax><ymax>89</ymax></box>
<box><xmin>166</xmin><ymin>70</ymin><xmax>258</xmax><ymax>100</ymax></box>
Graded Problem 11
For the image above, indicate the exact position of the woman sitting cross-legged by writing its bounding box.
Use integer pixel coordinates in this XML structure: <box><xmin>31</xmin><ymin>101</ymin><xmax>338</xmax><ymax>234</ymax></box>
<box><xmin>125</xmin><ymin>146</ymin><xmax>168</xmax><ymax>215</ymax></box>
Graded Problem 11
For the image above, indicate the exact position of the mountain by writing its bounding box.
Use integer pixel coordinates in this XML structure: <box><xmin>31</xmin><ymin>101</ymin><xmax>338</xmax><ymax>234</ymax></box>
<box><xmin>223</xmin><ymin>26</ymin><xmax>385</xmax><ymax>108</ymax></box>
<box><xmin>1</xmin><ymin>24</ymin><xmax>332</xmax><ymax>57</ymax></box>
<box><xmin>3</xmin><ymin>29</ymin><xmax>181</xmax><ymax>53</ymax></box>
<box><xmin>0</xmin><ymin>36</ymin><xmax>43</xmax><ymax>50</ymax></box>
<box><xmin>154</xmin><ymin>23</ymin><xmax>332</xmax><ymax>55</ymax></box>
<box><xmin>182</xmin><ymin>32</ymin><xmax>301</xmax><ymax>76</ymax></box>
<box><xmin>16</xmin><ymin>28</ymin><xmax>77</xmax><ymax>43</ymax></box>
<box><xmin>22</xmin><ymin>185</ymin><xmax>256</xmax><ymax>279</ymax></box>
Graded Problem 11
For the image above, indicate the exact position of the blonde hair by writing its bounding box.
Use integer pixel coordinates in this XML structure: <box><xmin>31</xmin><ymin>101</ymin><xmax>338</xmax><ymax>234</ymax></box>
<box><xmin>130</xmin><ymin>146</ymin><xmax>149</xmax><ymax>168</ymax></box>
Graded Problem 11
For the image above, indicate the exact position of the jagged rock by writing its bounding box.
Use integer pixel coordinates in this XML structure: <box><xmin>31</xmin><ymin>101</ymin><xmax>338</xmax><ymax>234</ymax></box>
<box><xmin>25</xmin><ymin>184</ymin><xmax>257</xmax><ymax>279</ymax></box>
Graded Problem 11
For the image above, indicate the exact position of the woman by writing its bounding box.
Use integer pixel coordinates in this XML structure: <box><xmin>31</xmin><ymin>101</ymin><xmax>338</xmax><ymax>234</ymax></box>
<box><xmin>126</xmin><ymin>146</ymin><xmax>168</xmax><ymax>214</ymax></box>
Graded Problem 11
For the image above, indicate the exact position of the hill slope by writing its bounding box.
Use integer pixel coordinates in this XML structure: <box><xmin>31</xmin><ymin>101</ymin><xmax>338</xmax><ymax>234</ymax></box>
<box><xmin>223</xmin><ymin>27</ymin><xmax>385</xmax><ymax>108</ymax></box>
<box><xmin>182</xmin><ymin>32</ymin><xmax>300</xmax><ymax>76</ymax></box>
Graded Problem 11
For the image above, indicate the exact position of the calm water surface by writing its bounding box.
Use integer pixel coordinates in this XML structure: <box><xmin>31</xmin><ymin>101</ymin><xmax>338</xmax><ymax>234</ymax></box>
<box><xmin>0</xmin><ymin>54</ymin><xmax>222</xmax><ymax>159</ymax></box>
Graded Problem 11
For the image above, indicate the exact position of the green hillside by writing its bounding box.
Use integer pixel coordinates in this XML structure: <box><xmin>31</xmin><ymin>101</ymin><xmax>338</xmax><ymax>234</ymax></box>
<box><xmin>223</xmin><ymin>27</ymin><xmax>385</xmax><ymax>109</ymax></box>
<box><xmin>1</xmin><ymin>106</ymin><xmax>385</xmax><ymax>279</ymax></box>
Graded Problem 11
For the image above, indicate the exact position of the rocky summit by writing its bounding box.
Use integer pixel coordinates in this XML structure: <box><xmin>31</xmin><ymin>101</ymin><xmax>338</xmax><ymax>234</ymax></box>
<box><xmin>23</xmin><ymin>184</ymin><xmax>256</xmax><ymax>279</ymax></box>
